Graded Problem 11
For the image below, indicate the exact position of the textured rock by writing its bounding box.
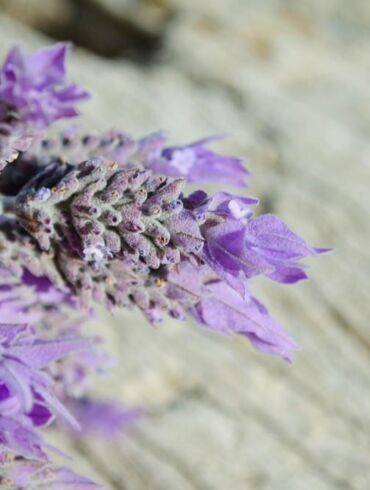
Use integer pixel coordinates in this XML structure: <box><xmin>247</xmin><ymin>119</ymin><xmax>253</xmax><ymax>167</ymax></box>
<box><xmin>1</xmin><ymin>3</ymin><xmax>370</xmax><ymax>490</ymax></box>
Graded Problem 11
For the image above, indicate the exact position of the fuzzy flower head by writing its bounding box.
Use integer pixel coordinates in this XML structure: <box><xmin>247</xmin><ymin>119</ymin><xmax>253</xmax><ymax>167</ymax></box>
<box><xmin>0</xmin><ymin>41</ymin><xmax>330</xmax><ymax>487</ymax></box>
<box><xmin>12</xmin><ymin>152</ymin><xmax>327</xmax><ymax>361</ymax></box>
<box><xmin>0</xmin><ymin>43</ymin><xmax>89</xmax><ymax>128</ymax></box>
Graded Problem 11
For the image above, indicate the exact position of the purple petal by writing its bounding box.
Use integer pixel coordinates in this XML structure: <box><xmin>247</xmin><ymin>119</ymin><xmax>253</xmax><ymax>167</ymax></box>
<box><xmin>204</xmin><ymin>219</ymin><xmax>272</xmax><ymax>278</ymax></box>
<box><xmin>0</xmin><ymin>416</ymin><xmax>48</xmax><ymax>461</ymax></box>
<box><xmin>167</xmin><ymin>262</ymin><xmax>203</xmax><ymax>303</ymax></box>
<box><xmin>10</xmin><ymin>337</ymin><xmax>97</xmax><ymax>369</ymax></box>
<box><xmin>1</xmin><ymin>47</ymin><xmax>24</xmax><ymax>83</ymax></box>
<box><xmin>0</xmin><ymin>323</ymin><xmax>30</xmax><ymax>344</ymax></box>
<box><xmin>151</xmin><ymin>136</ymin><xmax>249</xmax><ymax>187</ymax></box>
<box><xmin>202</xmin><ymin>246</ymin><xmax>247</xmax><ymax>296</ymax></box>
<box><xmin>0</xmin><ymin>362</ymin><xmax>34</xmax><ymax>411</ymax></box>
<box><xmin>186</xmin><ymin>190</ymin><xmax>208</xmax><ymax>208</ymax></box>
<box><xmin>267</xmin><ymin>266</ymin><xmax>308</xmax><ymax>284</ymax></box>
<box><xmin>36</xmin><ymin>386</ymin><xmax>80</xmax><ymax>430</ymax></box>
<box><xmin>245</xmin><ymin>214</ymin><xmax>318</xmax><ymax>262</ymax></box>
<box><xmin>0</xmin><ymin>43</ymin><xmax>89</xmax><ymax>128</ymax></box>
<box><xmin>48</xmin><ymin>467</ymin><xmax>102</xmax><ymax>489</ymax></box>
<box><xmin>193</xmin><ymin>191</ymin><xmax>258</xmax><ymax>221</ymax></box>
<box><xmin>4</xmin><ymin>459</ymin><xmax>47</xmax><ymax>487</ymax></box>
<box><xmin>68</xmin><ymin>398</ymin><xmax>141</xmax><ymax>439</ymax></box>
<box><xmin>27</xmin><ymin>43</ymin><xmax>69</xmax><ymax>88</ymax></box>
<box><xmin>55</xmin><ymin>82</ymin><xmax>90</xmax><ymax>101</ymax></box>
<box><xmin>0</xmin><ymin>383</ymin><xmax>21</xmax><ymax>416</ymax></box>
<box><xmin>197</xmin><ymin>281</ymin><xmax>297</xmax><ymax>361</ymax></box>
<box><xmin>27</xmin><ymin>395</ymin><xmax>54</xmax><ymax>427</ymax></box>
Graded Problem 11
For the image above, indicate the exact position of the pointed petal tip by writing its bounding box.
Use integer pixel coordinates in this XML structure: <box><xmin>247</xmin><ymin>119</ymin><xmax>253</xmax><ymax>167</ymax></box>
<box><xmin>314</xmin><ymin>247</ymin><xmax>334</xmax><ymax>254</ymax></box>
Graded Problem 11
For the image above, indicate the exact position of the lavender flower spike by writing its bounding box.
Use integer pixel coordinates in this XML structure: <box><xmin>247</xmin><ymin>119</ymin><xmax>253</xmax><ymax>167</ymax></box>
<box><xmin>0</xmin><ymin>42</ymin><xmax>329</xmax><ymax>485</ymax></box>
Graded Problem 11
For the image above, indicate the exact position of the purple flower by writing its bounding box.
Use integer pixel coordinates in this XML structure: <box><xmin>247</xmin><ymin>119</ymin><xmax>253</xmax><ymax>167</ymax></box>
<box><xmin>10</xmin><ymin>153</ymin><xmax>326</xmax><ymax>361</ymax></box>
<box><xmin>67</xmin><ymin>398</ymin><xmax>141</xmax><ymax>439</ymax></box>
<box><xmin>167</xmin><ymin>262</ymin><xmax>297</xmax><ymax>361</ymax></box>
<box><xmin>203</xmin><ymin>213</ymin><xmax>327</xmax><ymax>286</ymax></box>
<box><xmin>0</xmin><ymin>43</ymin><xmax>89</xmax><ymax>128</ymax></box>
<box><xmin>150</xmin><ymin>135</ymin><xmax>249</xmax><ymax>187</ymax></box>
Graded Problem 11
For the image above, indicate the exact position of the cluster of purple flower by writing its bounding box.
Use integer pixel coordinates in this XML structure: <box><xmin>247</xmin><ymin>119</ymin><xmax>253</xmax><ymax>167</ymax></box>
<box><xmin>0</xmin><ymin>43</ymin><xmax>326</xmax><ymax>487</ymax></box>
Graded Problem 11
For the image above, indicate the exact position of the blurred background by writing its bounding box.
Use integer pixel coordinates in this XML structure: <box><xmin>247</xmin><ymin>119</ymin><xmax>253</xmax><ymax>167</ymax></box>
<box><xmin>1</xmin><ymin>1</ymin><xmax>370</xmax><ymax>489</ymax></box>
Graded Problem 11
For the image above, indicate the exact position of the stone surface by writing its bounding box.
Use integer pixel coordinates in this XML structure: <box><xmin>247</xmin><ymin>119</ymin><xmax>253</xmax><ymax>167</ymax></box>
<box><xmin>1</xmin><ymin>2</ymin><xmax>370</xmax><ymax>489</ymax></box>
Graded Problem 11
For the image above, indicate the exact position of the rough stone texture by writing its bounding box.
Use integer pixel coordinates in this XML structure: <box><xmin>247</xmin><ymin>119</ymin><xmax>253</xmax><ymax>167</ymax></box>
<box><xmin>1</xmin><ymin>2</ymin><xmax>370</xmax><ymax>489</ymax></box>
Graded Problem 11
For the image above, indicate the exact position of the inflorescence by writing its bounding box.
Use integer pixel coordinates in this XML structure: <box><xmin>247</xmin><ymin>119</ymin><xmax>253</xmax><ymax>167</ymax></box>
<box><xmin>0</xmin><ymin>43</ymin><xmax>327</xmax><ymax>488</ymax></box>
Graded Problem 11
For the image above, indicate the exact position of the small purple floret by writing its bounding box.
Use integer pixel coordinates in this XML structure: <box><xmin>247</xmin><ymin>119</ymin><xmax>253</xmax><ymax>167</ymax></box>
<box><xmin>151</xmin><ymin>135</ymin><xmax>249</xmax><ymax>187</ymax></box>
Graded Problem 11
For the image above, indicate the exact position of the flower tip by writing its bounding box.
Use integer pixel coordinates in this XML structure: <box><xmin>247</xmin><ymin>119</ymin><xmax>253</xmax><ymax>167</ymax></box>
<box><xmin>314</xmin><ymin>246</ymin><xmax>334</xmax><ymax>255</ymax></box>
<box><xmin>283</xmin><ymin>342</ymin><xmax>300</xmax><ymax>363</ymax></box>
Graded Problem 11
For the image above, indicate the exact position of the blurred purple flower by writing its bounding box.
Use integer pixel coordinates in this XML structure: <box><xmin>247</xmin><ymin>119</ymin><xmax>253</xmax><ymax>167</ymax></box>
<box><xmin>67</xmin><ymin>398</ymin><xmax>141</xmax><ymax>439</ymax></box>
<box><xmin>0</xmin><ymin>43</ymin><xmax>89</xmax><ymax>128</ymax></box>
